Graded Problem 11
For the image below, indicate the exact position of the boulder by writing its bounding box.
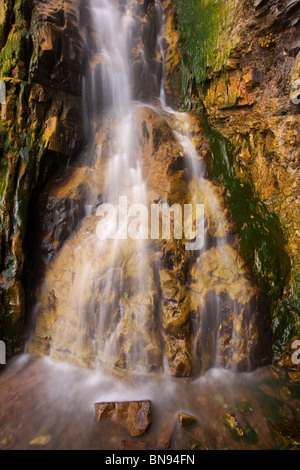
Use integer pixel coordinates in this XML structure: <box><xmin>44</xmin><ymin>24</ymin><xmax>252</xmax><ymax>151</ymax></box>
<box><xmin>178</xmin><ymin>412</ymin><xmax>197</xmax><ymax>428</ymax></box>
<box><xmin>94</xmin><ymin>400</ymin><xmax>152</xmax><ymax>437</ymax></box>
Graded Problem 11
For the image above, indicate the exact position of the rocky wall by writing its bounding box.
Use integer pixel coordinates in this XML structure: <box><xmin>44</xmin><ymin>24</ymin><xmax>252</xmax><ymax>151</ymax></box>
<box><xmin>0</xmin><ymin>0</ymin><xmax>86</xmax><ymax>356</ymax></box>
<box><xmin>165</xmin><ymin>0</ymin><xmax>300</xmax><ymax>354</ymax></box>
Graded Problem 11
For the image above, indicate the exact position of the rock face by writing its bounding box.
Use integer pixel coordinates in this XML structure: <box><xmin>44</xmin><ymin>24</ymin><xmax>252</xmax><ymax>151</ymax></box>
<box><xmin>166</xmin><ymin>0</ymin><xmax>300</xmax><ymax>352</ymax></box>
<box><xmin>29</xmin><ymin>105</ymin><xmax>272</xmax><ymax>376</ymax></box>
<box><xmin>0</xmin><ymin>0</ymin><xmax>87</xmax><ymax>356</ymax></box>
<box><xmin>94</xmin><ymin>400</ymin><xmax>152</xmax><ymax>437</ymax></box>
<box><xmin>1</xmin><ymin>0</ymin><xmax>275</xmax><ymax>375</ymax></box>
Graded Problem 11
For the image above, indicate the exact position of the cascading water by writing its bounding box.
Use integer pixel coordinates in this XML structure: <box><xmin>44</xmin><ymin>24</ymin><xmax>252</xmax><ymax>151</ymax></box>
<box><xmin>27</xmin><ymin>0</ymin><xmax>271</xmax><ymax>378</ymax></box>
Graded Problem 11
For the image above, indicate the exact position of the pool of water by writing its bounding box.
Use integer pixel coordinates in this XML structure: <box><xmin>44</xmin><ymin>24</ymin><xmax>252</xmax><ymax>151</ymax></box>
<box><xmin>0</xmin><ymin>354</ymin><xmax>299</xmax><ymax>450</ymax></box>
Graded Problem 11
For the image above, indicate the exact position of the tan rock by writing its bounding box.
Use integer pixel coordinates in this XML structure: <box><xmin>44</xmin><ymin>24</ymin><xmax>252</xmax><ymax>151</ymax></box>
<box><xmin>30</xmin><ymin>103</ymin><xmax>270</xmax><ymax>376</ymax></box>
<box><xmin>29</xmin><ymin>435</ymin><xmax>52</xmax><ymax>446</ymax></box>
<box><xmin>94</xmin><ymin>401</ymin><xmax>152</xmax><ymax>437</ymax></box>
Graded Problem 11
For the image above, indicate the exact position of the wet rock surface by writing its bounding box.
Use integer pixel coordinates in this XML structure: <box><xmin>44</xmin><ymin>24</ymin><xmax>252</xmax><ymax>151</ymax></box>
<box><xmin>120</xmin><ymin>440</ymin><xmax>146</xmax><ymax>450</ymax></box>
<box><xmin>0</xmin><ymin>356</ymin><xmax>300</xmax><ymax>450</ymax></box>
<box><xmin>29</xmin><ymin>105</ymin><xmax>272</xmax><ymax>377</ymax></box>
<box><xmin>178</xmin><ymin>412</ymin><xmax>197</xmax><ymax>428</ymax></box>
<box><xmin>164</xmin><ymin>0</ymin><xmax>300</xmax><ymax>348</ymax></box>
<box><xmin>271</xmin><ymin>420</ymin><xmax>300</xmax><ymax>449</ymax></box>
<box><xmin>0</xmin><ymin>0</ymin><xmax>87</xmax><ymax>355</ymax></box>
<box><xmin>94</xmin><ymin>400</ymin><xmax>152</xmax><ymax>437</ymax></box>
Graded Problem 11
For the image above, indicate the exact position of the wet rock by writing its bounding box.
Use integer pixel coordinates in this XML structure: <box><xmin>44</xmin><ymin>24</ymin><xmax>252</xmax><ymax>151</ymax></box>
<box><xmin>39</xmin><ymin>196</ymin><xmax>85</xmax><ymax>265</ymax></box>
<box><xmin>220</xmin><ymin>412</ymin><xmax>245</xmax><ymax>439</ymax></box>
<box><xmin>160</xmin><ymin>0</ymin><xmax>182</xmax><ymax>108</ymax></box>
<box><xmin>30</xmin><ymin>0</ymin><xmax>85</xmax><ymax>94</ymax></box>
<box><xmin>0</xmin><ymin>0</ymin><xmax>87</xmax><ymax>353</ymax></box>
<box><xmin>271</xmin><ymin>421</ymin><xmax>300</xmax><ymax>449</ymax></box>
<box><xmin>178</xmin><ymin>412</ymin><xmax>197</xmax><ymax>428</ymax></box>
<box><xmin>94</xmin><ymin>401</ymin><xmax>152</xmax><ymax>437</ymax></box>
<box><xmin>157</xmin><ymin>412</ymin><xmax>177</xmax><ymax>449</ymax></box>
<box><xmin>130</xmin><ymin>0</ymin><xmax>161</xmax><ymax>101</ymax></box>
<box><xmin>288</xmin><ymin>371</ymin><xmax>300</xmax><ymax>382</ymax></box>
<box><xmin>170</xmin><ymin>0</ymin><xmax>300</xmax><ymax>348</ymax></box>
<box><xmin>220</xmin><ymin>412</ymin><xmax>258</xmax><ymax>444</ymax></box>
<box><xmin>120</xmin><ymin>440</ymin><xmax>146</xmax><ymax>450</ymax></box>
<box><xmin>30</xmin><ymin>105</ymin><xmax>270</xmax><ymax>376</ymax></box>
<box><xmin>29</xmin><ymin>435</ymin><xmax>52</xmax><ymax>446</ymax></box>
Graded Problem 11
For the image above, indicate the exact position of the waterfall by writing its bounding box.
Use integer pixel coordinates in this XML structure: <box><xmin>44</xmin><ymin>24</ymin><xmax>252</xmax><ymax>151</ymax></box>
<box><xmin>28</xmin><ymin>0</ymin><xmax>270</xmax><ymax>377</ymax></box>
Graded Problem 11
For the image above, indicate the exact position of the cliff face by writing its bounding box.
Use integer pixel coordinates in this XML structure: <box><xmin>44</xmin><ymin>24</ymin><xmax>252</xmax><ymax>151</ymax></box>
<box><xmin>27</xmin><ymin>0</ymin><xmax>272</xmax><ymax>376</ymax></box>
<box><xmin>0</xmin><ymin>0</ymin><xmax>86</xmax><ymax>355</ymax></box>
<box><xmin>165</xmin><ymin>0</ymin><xmax>300</xmax><ymax>353</ymax></box>
<box><xmin>29</xmin><ymin>105</ymin><xmax>272</xmax><ymax>376</ymax></box>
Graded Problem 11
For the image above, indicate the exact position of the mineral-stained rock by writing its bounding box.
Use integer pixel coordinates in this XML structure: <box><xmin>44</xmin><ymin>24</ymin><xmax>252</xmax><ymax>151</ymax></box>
<box><xmin>94</xmin><ymin>401</ymin><xmax>152</xmax><ymax>437</ymax></box>
<box><xmin>169</xmin><ymin>0</ymin><xmax>300</xmax><ymax>348</ymax></box>
<box><xmin>178</xmin><ymin>412</ymin><xmax>197</xmax><ymax>428</ymax></box>
<box><xmin>0</xmin><ymin>0</ymin><xmax>87</xmax><ymax>355</ymax></box>
<box><xmin>220</xmin><ymin>412</ymin><xmax>257</xmax><ymax>444</ymax></box>
<box><xmin>120</xmin><ymin>440</ymin><xmax>146</xmax><ymax>450</ymax></box>
<box><xmin>30</xmin><ymin>104</ymin><xmax>271</xmax><ymax>376</ymax></box>
<box><xmin>220</xmin><ymin>412</ymin><xmax>245</xmax><ymax>439</ymax></box>
<box><xmin>26</xmin><ymin>0</ymin><xmax>272</xmax><ymax>377</ymax></box>
<box><xmin>276</xmin><ymin>336</ymin><xmax>300</xmax><ymax>371</ymax></box>
<box><xmin>271</xmin><ymin>421</ymin><xmax>300</xmax><ymax>449</ymax></box>
<box><xmin>288</xmin><ymin>371</ymin><xmax>300</xmax><ymax>382</ymax></box>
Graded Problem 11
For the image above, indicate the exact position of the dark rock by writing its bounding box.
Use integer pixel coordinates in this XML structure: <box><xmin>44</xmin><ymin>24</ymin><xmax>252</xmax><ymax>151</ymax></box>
<box><xmin>0</xmin><ymin>0</ymin><xmax>88</xmax><ymax>353</ymax></box>
<box><xmin>178</xmin><ymin>412</ymin><xmax>197</xmax><ymax>428</ymax></box>
<box><xmin>272</xmin><ymin>421</ymin><xmax>300</xmax><ymax>449</ymax></box>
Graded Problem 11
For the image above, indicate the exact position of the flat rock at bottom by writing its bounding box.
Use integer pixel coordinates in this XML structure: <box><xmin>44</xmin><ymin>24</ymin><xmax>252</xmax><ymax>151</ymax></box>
<box><xmin>94</xmin><ymin>400</ymin><xmax>152</xmax><ymax>437</ymax></box>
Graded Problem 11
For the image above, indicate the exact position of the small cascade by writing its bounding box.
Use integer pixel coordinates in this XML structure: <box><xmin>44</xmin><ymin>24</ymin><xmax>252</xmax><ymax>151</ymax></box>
<box><xmin>29</xmin><ymin>0</ymin><xmax>271</xmax><ymax>377</ymax></box>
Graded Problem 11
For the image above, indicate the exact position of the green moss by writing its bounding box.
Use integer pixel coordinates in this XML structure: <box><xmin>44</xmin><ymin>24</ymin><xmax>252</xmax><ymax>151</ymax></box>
<box><xmin>0</xmin><ymin>26</ymin><xmax>30</xmax><ymax>78</ymax></box>
<box><xmin>273</xmin><ymin>255</ymin><xmax>300</xmax><ymax>354</ymax></box>
<box><xmin>142</xmin><ymin>120</ymin><xmax>150</xmax><ymax>140</ymax></box>
<box><xmin>0</xmin><ymin>0</ymin><xmax>14</xmax><ymax>50</ymax></box>
<box><xmin>175</xmin><ymin>0</ymin><xmax>233</xmax><ymax>106</ymax></box>
<box><xmin>13</xmin><ymin>0</ymin><xmax>30</xmax><ymax>24</ymax></box>
<box><xmin>201</xmin><ymin>117</ymin><xmax>296</xmax><ymax>353</ymax></box>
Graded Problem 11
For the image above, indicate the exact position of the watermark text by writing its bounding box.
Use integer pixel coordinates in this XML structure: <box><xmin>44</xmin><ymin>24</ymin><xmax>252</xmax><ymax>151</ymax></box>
<box><xmin>96</xmin><ymin>197</ymin><xmax>205</xmax><ymax>251</ymax></box>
